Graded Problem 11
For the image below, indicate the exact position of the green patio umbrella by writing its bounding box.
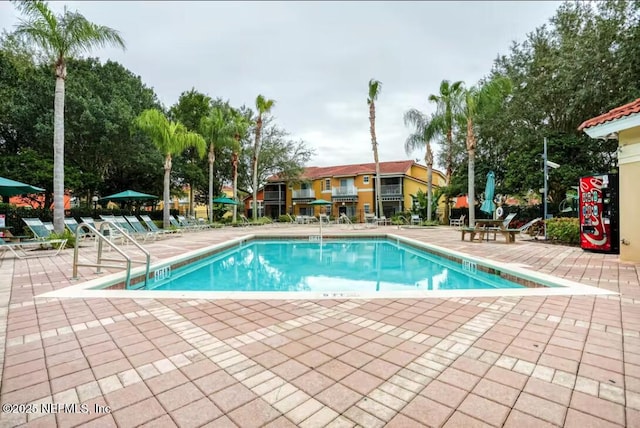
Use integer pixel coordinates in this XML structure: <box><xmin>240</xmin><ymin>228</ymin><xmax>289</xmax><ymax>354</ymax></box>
<box><xmin>212</xmin><ymin>197</ymin><xmax>239</xmax><ymax>205</ymax></box>
<box><xmin>309</xmin><ymin>199</ymin><xmax>332</xmax><ymax>240</ymax></box>
<box><xmin>480</xmin><ymin>171</ymin><xmax>496</xmax><ymax>215</ymax></box>
<box><xmin>100</xmin><ymin>190</ymin><xmax>159</xmax><ymax>202</ymax></box>
<box><xmin>0</xmin><ymin>176</ymin><xmax>45</xmax><ymax>198</ymax></box>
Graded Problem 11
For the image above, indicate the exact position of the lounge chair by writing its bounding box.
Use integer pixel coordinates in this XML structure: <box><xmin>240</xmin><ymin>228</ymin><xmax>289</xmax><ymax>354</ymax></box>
<box><xmin>411</xmin><ymin>214</ymin><xmax>422</xmax><ymax>225</ymax></box>
<box><xmin>0</xmin><ymin>236</ymin><xmax>66</xmax><ymax>259</ymax></box>
<box><xmin>65</xmin><ymin>217</ymin><xmax>93</xmax><ymax>240</ymax></box>
<box><xmin>513</xmin><ymin>217</ymin><xmax>544</xmax><ymax>238</ymax></box>
<box><xmin>239</xmin><ymin>214</ymin><xmax>252</xmax><ymax>227</ymax></box>
<box><xmin>177</xmin><ymin>215</ymin><xmax>205</xmax><ymax>231</ymax></box>
<box><xmin>285</xmin><ymin>213</ymin><xmax>296</xmax><ymax>224</ymax></box>
<box><xmin>22</xmin><ymin>218</ymin><xmax>55</xmax><ymax>240</ymax></box>
<box><xmin>124</xmin><ymin>216</ymin><xmax>158</xmax><ymax>241</ymax></box>
<box><xmin>364</xmin><ymin>213</ymin><xmax>377</xmax><ymax>228</ymax></box>
<box><xmin>450</xmin><ymin>214</ymin><xmax>465</xmax><ymax>227</ymax></box>
<box><xmin>139</xmin><ymin>215</ymin><xmax>179</xmax><ymax>236</ymax></box>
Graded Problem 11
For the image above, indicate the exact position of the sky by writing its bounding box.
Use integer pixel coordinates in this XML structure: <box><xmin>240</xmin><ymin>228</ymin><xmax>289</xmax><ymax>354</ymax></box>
<box><xmin>0</xmin><ymin>1</ymin><xmax>562</xmax><ymax>169</ymax></box>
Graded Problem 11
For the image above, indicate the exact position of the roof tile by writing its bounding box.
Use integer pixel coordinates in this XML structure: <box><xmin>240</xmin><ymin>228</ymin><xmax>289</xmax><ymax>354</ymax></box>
<box><xmin>268</xmin><ymin>160</ymin><xmax>416</xmax><ymax>182</ymax></box>
<box><xmin>578</xmin><ymin>98</ymin><xmax>640</xmax><ymax>130</ymax></box>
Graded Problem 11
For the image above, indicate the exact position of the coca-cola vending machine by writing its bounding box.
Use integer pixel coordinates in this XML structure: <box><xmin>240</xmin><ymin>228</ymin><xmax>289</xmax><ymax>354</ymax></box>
<box><xmin>579</xmin><ymin>173</ymin><xmax>619</xmax><ymax>253</ymax></box>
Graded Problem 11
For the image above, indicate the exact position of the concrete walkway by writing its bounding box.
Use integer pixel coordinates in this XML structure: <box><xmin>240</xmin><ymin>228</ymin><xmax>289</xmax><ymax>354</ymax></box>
<box><xmin>0</xmin><ymin>225</ymin><xmax>638</xmax><ymax>427</ymax></box>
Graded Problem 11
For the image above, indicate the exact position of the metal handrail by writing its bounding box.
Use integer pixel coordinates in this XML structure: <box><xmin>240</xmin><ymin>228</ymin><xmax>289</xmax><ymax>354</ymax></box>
<box><xmin>72</xmin><ymin>221</ymin><xmax>151</xmax><ymax>289</ymax></box>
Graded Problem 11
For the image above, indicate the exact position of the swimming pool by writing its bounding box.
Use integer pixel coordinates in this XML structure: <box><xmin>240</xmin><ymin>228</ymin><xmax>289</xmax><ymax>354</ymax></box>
<box><xmin>39</xmin><ymin>233</ymin><xmax>615</xmax><ymax>300</ymax></box>
<box><xmin>148</xmin><ymin>239</ymin><xmax>526</xmax><ymax>292</ymax></box>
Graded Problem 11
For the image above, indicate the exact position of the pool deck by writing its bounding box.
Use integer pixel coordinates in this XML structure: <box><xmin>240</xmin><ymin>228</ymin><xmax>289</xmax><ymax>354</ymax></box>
<box><xmin>0</xmin><ymin>225</ymin><xmax>638</xmax><ymax>427</ymax></box>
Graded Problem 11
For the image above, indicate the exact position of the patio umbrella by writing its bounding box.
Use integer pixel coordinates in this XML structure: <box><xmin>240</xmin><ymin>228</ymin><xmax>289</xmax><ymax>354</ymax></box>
<box><xmin>100</xmin><ymin>190</ymin><xmax>158</xmax><ymax>203</ymax></box>
<box><xmin>480</xmin><ymin>171</ymin><xmax>496</xmax><ymax>215</ymax></box>
<box><xmin>212</xmin><ymin>197</ymin><xmax>239</xmax><ymax>205</ymax></box>
<box><xmin>0</xmin><ymin>176</ymin><xmax>45</xmax><ymax>198</ymax></box>
<box><xmin>309</xmin><ymin>199</ymin><xmax>332</xmax><ymax>241</ymax></box>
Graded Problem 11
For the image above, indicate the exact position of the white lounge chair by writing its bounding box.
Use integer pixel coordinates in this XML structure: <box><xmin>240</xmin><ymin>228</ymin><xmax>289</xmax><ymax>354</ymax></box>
<box><xmin>450</xmin><ymin>214</ymin><xmax>465</xmax><ymax>227</ymax></box>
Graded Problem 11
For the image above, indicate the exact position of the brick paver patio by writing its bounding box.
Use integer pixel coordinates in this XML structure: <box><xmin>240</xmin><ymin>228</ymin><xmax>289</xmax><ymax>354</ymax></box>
<box><xmin>1</xmin><ymin>225</ymin><xmax>639</xmax><ymax>427</ymax></box>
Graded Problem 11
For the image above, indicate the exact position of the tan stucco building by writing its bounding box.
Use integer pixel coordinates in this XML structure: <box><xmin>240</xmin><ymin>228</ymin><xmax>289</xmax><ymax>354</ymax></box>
<box><xmin>579</xmin><ymin>98</ymin><xmax>640</xmax><ymax>262</ymax></box>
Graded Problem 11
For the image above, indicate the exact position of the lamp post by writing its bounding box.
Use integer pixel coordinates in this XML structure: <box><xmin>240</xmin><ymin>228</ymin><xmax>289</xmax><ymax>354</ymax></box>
<box><xmin>92</xmin><ymin>195</ymin><xmax>99</xmax><ymax>217</ymax></box>
<box><xmin>543</xmin><ymin>138</ymin><xmax>560</xmax><ymax>240</ymax></box>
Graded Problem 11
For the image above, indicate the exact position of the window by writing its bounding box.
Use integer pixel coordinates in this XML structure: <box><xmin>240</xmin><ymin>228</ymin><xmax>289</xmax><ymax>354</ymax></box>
<box><xmin>340</xmin><ymin>178</ymin><xmax>347</xmax><ymax>187</ymax></box>
<box><xmin>363</xmin><ymin>176</ymin><xmax>370</xmax><ymax>184</ymax></box>
<box><xmin>364</xmin><ymin>204</ymin><xmax>371</xmax><ymax>214</ymax></box>
<box><xmin>324</xmin><ymin>179</ymin><xmax>331</xmax><ymax>190</ymax></box>
<box><xmin>301</xmin><ymin>182</ymin><xmax>309</xmax><ymax>190</ymax></box>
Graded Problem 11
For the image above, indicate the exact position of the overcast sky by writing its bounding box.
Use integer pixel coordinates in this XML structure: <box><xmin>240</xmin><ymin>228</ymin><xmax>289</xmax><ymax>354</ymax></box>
<box><xmin>0</xmin><ymin>1</ymin><xmax>562</xmax><ymax>168</ymax></box>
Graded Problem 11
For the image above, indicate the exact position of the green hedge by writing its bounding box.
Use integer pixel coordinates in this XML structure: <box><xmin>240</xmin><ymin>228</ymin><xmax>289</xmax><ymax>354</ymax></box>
<box><xmin>545</xmin><ymin>217</ymin><xmax>580</xmax><ymax>245</ymax></box>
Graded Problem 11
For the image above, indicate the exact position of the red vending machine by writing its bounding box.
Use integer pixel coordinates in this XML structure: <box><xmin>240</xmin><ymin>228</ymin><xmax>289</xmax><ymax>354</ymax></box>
<box><xmin>579</xmin><ymin>174</ymin><xmax>619</xmax><ymax>253</ymax></box>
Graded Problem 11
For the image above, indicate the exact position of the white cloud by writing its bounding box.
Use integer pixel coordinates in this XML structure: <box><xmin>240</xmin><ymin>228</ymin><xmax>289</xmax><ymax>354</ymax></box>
<box><xmin>0</xmin><ymin>0</ymin><xmax>562</xmax><ymax>170</ymax></box>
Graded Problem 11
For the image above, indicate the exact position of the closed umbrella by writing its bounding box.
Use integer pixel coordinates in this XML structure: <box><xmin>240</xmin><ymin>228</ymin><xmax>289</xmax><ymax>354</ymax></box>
<box><xmin>480</xmin><ymin>171</ymin><xmax>496</xmax><ymax>215</ymax></box>
<box><xmin>0</xmin><ymin>176</ymin><xmax>45</xmax><ymax>198</ymax></box>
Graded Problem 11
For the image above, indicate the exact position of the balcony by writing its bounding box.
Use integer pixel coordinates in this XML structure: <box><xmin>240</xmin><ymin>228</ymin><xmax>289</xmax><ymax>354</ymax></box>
<box><xmin>292</xmin><ymin>189</ymin><xmax>316</xmax><ymax>199</ymax></box>
<box><xmin>380</xmin><ymin>184</ymin><xmax>401</xmax><ymax>195</ymax></box>
<box><xmin>332</xmin><ymin>186</ymin><xmax>358</xmax><ymax>197</ymax></box>
<box><xmin>264</xmin><ymin>191</ymin><xmax>285</xmax><ymax>201</ymax></box>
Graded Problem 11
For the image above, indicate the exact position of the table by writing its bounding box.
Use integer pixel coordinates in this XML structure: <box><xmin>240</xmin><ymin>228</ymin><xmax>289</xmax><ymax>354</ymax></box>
<box><xmin>461</xmin><ymin>219</ymin><xmax>517</xmax><ymax>243</ymax></box>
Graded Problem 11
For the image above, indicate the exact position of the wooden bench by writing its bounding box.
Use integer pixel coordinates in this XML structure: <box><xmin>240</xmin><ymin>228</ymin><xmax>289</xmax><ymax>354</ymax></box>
<box><xmin>462</xmin><ymin>227</ymin><xmax>518</xmax><ymax>243</ymax></box>
<box><xmin>461</xmin><ymin>227</ymin><xmax>485</xmax><ymax>241</ymax></box>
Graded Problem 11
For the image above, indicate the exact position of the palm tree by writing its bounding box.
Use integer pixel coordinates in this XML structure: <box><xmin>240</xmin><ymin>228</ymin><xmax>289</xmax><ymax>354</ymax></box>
<box><xmin>200</xmin><ymin>103</ymin><xmax>234</xmax><ymax>223</ymax></box>
<box><xmin>229</xmin><ymin>109</ymin><xmax>251</xmax><ymax>223</ymax></box>
<box><xmin>460</xmin><ymin>77</ymin><xmax>512</xmax><ymax>227</ymax></box>
<box><xmin>368</xmin><ymin>79</ymin><xmax>384</xmax><ymax>218</ymax></box>
<box><xmin>427</xmin><ymin>80</ymin><xmax>464</xmax><ymax>185</ymax></box>
<box><xmin>404</xmin><ymin>109</ymin><xmax>437</xmax><ymax>221</ymax></box>
<box><xmin>13</xmin><ymin>0</ymin><xmax>126</xmax><ymax>233</ymax></box>
<box><xmin>135</xmin><ymin>109</ymin><xmax>206</xmax><ymax>229</ymax></box>
<box><xmin>252</xmin><ymin>95</ymin><xmax>275</xmax><ymax>220</ymax></box>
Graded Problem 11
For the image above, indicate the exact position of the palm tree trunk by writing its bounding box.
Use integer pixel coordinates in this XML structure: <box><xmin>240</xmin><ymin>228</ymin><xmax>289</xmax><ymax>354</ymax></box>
<box><xmin>467</xmin><ymin>118</ymin><xmax>476</xmax><ymax>228</ymax></box>
<box><xmin>446</xmin><ymin>128</ymin><xmax>453</xmax><ymax>185</ymax></box>
<box><xmin>369</xmin><ymin>103</ymin><xmax>383</xmax><ymax>218</ymax></box>
<box><xmin>252</xmin><ymin>117</ymin><xmax>262</xmax><ymax>221</ymax></box>
<box><xmin>232</xmin><ymin>151</ymin><xmax>239</xmax><ymax>223</ymax></box>
<box><xmin>163</xmin><ymin>154</ymin><xmax>172</xmax><ymax>229</ymax></box>
<box><xmin>426</xmin><ymin>143</ymin><xmax>433</xmax><ymax>222</ymax></box>
<box><xmin>52</xmin><ymin>62</ymin><xmax>66</xmax><ymax>233</ymax></box>
<box><xmin>208</xmin><ymin>144</ymin><xmax>215</xmax><ymax>223</ymax></box>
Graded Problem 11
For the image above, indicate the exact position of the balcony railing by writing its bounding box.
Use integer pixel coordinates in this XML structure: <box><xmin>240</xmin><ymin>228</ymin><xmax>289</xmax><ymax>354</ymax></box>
<box><xmin>332</xmin><ymin>186</ymin><xmax>358</xmax><ymax>196</ymax></box>
<box><xmin>264</xmin><ymin>191</ymin><xmax>285</xmax><ymax>200</ymax></box>
<box><xmin>292</xmin><ymin>189</ymin><xmax>316</xmax><ymax>199</ymax></box>
<box><xmin>380</xmin><ymin>184</ymin><xmax>402</xmax><ymax>195</ymax></box>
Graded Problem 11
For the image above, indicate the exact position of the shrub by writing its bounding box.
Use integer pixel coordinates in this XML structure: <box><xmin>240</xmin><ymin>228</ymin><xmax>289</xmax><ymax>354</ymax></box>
<box><xmin>278</xmin><ymin>215</ymin><xmax>290</xmax><ymax>223</ymax></box>
<box><xmin>48</xmin><ymin>229</ymin><xmax>76</xmax><ymax>249</ymax></box>
<box><xmin>545</xmin><ymin>217</ymin><xmax>579</xmax><ymax>245</ymax></box>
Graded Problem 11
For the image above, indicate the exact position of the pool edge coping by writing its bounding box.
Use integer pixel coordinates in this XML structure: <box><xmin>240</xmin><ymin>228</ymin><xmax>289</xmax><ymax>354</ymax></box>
<box><xmin>36</xmin><ymin>233</ymin><xmax>617</xmax><ymax>300</ymax></box>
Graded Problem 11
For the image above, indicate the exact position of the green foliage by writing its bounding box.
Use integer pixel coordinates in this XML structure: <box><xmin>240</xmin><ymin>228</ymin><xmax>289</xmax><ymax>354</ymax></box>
<box><xmin>278</xmin><ymin>215</ymin><xmax>291</xmax><ymax>223</ymax></box>
<box><xmin>445</xmin><ymin>1</ymin><xmax>638</xmax><ymax>211</ymax></box>
<box><xmin>545</xmin><ymin>217</ymin><xmax>580</xmax><ymax>245</ymax></box>
<box><xmin>48</xmin><ymin>229</ymin><xmax>75</xmax><ymax>249</ymax></box>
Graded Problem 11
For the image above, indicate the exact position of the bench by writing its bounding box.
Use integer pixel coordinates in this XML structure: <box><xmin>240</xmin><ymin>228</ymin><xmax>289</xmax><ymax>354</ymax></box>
<box><xmin>462</xmin><ymin>227</ymin><xmax>518</xmax><ymax>243</ymax></box>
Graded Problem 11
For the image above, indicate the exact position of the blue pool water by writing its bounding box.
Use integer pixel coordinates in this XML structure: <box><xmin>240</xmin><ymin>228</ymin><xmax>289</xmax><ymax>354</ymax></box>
<box><xmin>148</xmin><ymin>239</ymin><xmax>526</xmax><ymax>292</ymax></box>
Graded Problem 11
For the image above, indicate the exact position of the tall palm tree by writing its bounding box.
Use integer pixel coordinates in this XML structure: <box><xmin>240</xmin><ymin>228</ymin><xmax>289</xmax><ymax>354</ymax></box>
<box><xmin>404</xmin><ymin>109</ymin><xmax>437</xmax><ymax>221</ymax></box>
<box><xmin>13</xmin><ymin>0</ymin><xmax>125</xmax><ymax>233</ymax></box>
<box><xmin>135</xmin><ymin>109</ymin><xmax>206</xmax><ymax>229</ymax></box>
<box><xmin>368</xmin><ymin>79</ymin><xmax>384</xmax><ymax>218</ymax></box>
<box><xmin>229</xmin><ymin>109</ymin><xmax>251</xmax><ymax>223</ymax></box>
<box><xmin>460</xmin><ymin>77</ymin><xmax>512</xmax><ymax>227</ymax></box>
<box><xmin>200</xmin><ymin>103</ymin><xmax>234</xmax><ymax>223</ymax></box>
<box><xmin>252</xmin><ymin>95</ymin><xmax>275</xmax><ymax>220</ymax></box>
<box><xmin>428</xmin><ymin>80</ymin><xmax>464</xmax><ymax>185</ymax></box>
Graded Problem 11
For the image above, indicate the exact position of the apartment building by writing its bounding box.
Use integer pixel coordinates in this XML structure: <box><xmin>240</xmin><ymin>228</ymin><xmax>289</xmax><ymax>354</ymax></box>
<box><xmin>252</xmin><ymin>160</ymin><xmax>446</xmax><ymax>221</ymax></box>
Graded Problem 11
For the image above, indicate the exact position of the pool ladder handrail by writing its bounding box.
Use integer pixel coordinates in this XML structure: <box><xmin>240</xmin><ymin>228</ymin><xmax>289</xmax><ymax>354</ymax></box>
<box><xmin>72</xmin><ymin>221</ymin><xmax>151</xmax><ymax>289</ymax></box>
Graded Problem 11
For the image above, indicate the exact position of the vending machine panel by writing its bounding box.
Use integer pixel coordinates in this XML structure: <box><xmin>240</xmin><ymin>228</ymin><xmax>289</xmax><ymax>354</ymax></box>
<box><xmin>579</xmin><ymin>174</ymin><xmax>619</xmax><ymax>253</ymax></box>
